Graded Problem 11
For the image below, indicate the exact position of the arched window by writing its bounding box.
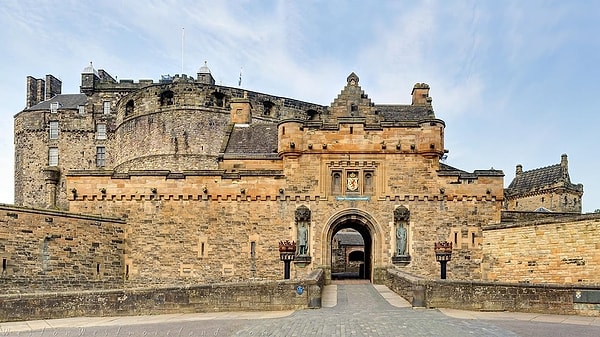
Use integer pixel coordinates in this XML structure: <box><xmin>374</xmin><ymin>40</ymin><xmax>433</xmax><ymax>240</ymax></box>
<box><xmin>307</xmin><ymin>109</ymin><xmax>319</xmax><ymax>121</ymax></box>
<box><xmin>212</xmin><ymin>92</ymin><xmax>225</xmax><ymax>107</ymax></box>
<box><xmin>263</xmin><ymin>101</ymin><xmax>274</xmax><ymax>116</ymax></box>
<box><xmin>125</xmin><ymin>99</ymin><xmax>134</xmax><ymax>116</ymax></box>
<box><xmin>160</xmin><ymin>90</ymin><xmax>174</xmax><ymax>106</ymax></box>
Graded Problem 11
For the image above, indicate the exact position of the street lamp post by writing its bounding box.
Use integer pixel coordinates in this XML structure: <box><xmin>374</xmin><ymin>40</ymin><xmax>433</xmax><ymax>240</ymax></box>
<box><xmin>434</xmin><ymin>241</ymin><xmax>452</xmax><ymax>279</ymax></box>
<box><xmin>279</xmin><ymin>240</ymin><xmax>296</xmax><ymax>279</ymax></box>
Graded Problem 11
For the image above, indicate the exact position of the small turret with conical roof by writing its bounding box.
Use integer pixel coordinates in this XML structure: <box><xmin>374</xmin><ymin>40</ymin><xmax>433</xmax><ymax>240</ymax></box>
<box><xmin>197</xmin><ymin>61</ymin><xmax>215</xmax><ymax>85</ymax></box>
<box><xmin>80</xmin><ymin>62</ymin><xmax>100</xmax><ymax>95</ymax></box>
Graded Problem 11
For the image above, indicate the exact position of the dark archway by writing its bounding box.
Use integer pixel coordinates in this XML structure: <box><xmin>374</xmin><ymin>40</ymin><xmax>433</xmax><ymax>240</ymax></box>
<box><xmin>322</xmin><ymin>208</ymin><xmax>382</xmax><ymax>284</ymax></box>
<box><xmin>330</xmin><ymin>220</ymin><xmax>373</xmax><ymax>280</ymax></box>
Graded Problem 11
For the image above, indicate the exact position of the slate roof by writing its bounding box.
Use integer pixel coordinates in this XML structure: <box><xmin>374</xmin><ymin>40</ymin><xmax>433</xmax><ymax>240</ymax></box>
<box><xmin>223</xmin><ymin>123</ymin><xmax>279</xmax><ymax>156</ymax></box>
<box><xmin>437</xmin><ymin>162</ymin><xmax>503</xmax><ymax>179</ymax></box>
<box><xmin>376</xmin><ymin>104</ymin><xmax>435</xmax><ymax>122</ymax></box>
<box><xmin>505</xmin><ymin>162</ymin><xmax>583</xmax><ymax>198</ymax></box>
<box><xmin>335</xmin><ymin>232</ymin><xmax>364</xmax><ymax>246</ymax></box>
<box><xmin>27</xmin><ymin>94</ymin><xmax>87</xmax><ymax>111</ymax></box>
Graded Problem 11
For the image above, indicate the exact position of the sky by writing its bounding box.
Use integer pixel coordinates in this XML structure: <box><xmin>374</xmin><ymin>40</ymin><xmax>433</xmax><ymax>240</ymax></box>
<box><xmin>0</xmin><ymin>0</ymin><xmax>599</xmax><ymax>212</ymax></box>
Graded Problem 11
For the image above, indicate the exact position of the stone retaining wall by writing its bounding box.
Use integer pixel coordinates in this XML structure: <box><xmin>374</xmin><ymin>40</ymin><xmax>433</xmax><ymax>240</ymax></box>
<box><xmin>385</xmin><ymin>268</ymin><xmax>600</xmax><ymax>316</ymax></box>
<box><xmin>0</xmin><ymin>269</ymin><xmax>323</xmax><ymax>322</ymax></box>
<box><xmin>0</xmin><ymin>204</ymin><xmax>126</xmax><ymax>293</ymax></box>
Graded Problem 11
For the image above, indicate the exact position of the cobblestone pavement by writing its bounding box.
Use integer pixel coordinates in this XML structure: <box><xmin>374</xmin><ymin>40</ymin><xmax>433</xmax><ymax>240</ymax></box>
<box><xmin>2</xmin><ymin>283</ymin><xmax>600</xmax><ymax>336</ymax></box>
<box><xmin>233</xmin><ymin>283</ymin><xmax>519</xmax><ymax>337</ymax></box>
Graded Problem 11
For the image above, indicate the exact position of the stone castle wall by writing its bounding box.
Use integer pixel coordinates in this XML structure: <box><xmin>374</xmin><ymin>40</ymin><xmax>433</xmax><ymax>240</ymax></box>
<box><xmin>65</xmin><ymin>165</ymin><xmax>502</xmax><ymax>286</ymax></box>
<box><xmin>14</xmin><ymin>73</ymin><xmax>323</xmax><ymax>209</ymax></box>
<box><xmin>506</xmin><ymin>191</ymin><xmax>582</xmax><ymax>213</ymax></box>
<box><xmin>482</xmin><ymin>213</ymin><xmax>600</xmax><ymax>285</ymax></box>
<box><xmin>0</xmin><ymin>204</ymin><xmax>126</xmax><ymax>293</ymax></box>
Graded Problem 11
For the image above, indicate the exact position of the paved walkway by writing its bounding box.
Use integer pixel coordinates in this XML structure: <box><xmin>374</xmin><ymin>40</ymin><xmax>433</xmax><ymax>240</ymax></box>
<box><xmin>1</xmin><ymin>282</ymin><xmax>599</xmax><ymax>336</ymax></box>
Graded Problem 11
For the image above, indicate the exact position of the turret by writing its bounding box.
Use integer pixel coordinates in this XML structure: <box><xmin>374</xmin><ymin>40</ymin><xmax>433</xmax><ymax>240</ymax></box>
<box><xmin>197</xmin><ymin>61</ymin><xmax>215</xmax><ymax>85</ymax></box>
<box><xmin>80</xmin><ymin>62</ymin><xmax>99</xmax><ymax>95</ymax></box>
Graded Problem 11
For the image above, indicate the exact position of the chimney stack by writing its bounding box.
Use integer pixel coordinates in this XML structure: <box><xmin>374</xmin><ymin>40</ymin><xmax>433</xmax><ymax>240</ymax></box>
<box><xmin>411</xmin><ymin>83</ymin><xmax>431</xmax><ymax>106</ymax></box>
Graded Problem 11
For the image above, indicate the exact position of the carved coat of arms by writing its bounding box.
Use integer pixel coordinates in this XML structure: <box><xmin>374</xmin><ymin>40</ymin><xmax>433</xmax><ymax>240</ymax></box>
<box><xmin>347</xmin><ymin>172</ymin><xmax>359</xmax><ymax>192</ymax></box>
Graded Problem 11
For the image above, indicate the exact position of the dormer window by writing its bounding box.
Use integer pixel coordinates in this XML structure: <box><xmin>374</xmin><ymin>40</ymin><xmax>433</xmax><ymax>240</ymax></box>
<box><xmin>50</xmin><ymin>102</ymin><xmax>59</xmax><ymax>114</ymax></box>
<box><xmin>78</xmin><ymin>105</ymin><xmax>85</xmax><ymax>115</ymax></box>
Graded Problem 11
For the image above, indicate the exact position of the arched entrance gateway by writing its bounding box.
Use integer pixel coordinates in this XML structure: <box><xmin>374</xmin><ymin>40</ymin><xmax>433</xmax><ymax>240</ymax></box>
<box><xmin>321</xmin><ymin>209</ymin><xmax>382</xmax><ymax>283</ymax></box>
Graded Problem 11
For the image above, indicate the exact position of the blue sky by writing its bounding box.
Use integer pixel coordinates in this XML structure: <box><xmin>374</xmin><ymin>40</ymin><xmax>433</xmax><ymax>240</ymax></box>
<box><xmin>0</xmin><ymin>0</ymin><xmax>599</xmax><ymax>212</ymax></box>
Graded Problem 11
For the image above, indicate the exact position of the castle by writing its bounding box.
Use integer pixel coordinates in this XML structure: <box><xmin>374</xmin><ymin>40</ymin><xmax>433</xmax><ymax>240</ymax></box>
<box><xmin>6</xmin><ymin>62</ymin><xmax>593</xmax><ymax>293</ymax></box>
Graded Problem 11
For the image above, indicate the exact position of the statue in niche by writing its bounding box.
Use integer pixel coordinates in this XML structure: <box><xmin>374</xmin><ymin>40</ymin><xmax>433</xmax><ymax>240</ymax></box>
<box><xmin>298</xmin><ymin>223</ymin><xmax>308</xmax><ymax>255</ymax></box>
<box><xmin>394</xmin><ymin>206</ymin><xmax>410</xmax><ymax>256</ymax></box>
<box><xmin>295</xmin><ymin>205</ymin><xmax>311</xmax><ymax>256</ymax></box>
<box><xmin>396</xmin><ymin>224</ymin><xmax>407</xmax><ymax>256</ymax></box>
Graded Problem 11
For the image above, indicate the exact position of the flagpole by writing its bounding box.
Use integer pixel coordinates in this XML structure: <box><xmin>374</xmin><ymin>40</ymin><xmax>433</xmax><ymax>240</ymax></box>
<box><xmin>181</xmin><ymin>28</ymin><xmax>185</xmax><ymax>74</ymax></box>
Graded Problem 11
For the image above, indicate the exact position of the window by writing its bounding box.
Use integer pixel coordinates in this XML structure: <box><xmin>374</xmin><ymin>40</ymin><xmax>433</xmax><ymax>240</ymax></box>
<box><xmin>49</xmin><ymin>121</ymin><xmax>58</xmax><ymax>139</ymax></box>
<box><xmin>263</xmin><ymin>101</ymin><xmax>274</xmax><ymax>116</ymax></box>
<box><xmin>160</xmin><ymin>91</ymin><xmax>174</xmax><ymax>106</ymax></box>
<box><xmin>103</xmin><ymin>101</ymin><xmax>111</xmax><ymax>114</ymax></box>
<box><xmin>125</xmin><ymin>100</ymin><xmax>134</xmax><ymax>116</ymax></box>
<box><xmin>48</xmin><ymin>147</ymin><xmax>58</xmax><ymax>166</ymax></box>
<box><xmin>96</xmin><ymin>147</ymin><xmax>105</xmax><ymax>167</ymax></box>
<box><xmin>50</xmin><ymin>102</ymin><xmax>59</xmax><ymax>114</ymax></box>
<box><xmin>78</xmin><ymin>105</ymin><xmax>85</xmax><ymax>115</ymax></box>
<box><xmin>96</xmin><ymin>123</ymin><xmax>107</xmax><ymax>140</ymax></box>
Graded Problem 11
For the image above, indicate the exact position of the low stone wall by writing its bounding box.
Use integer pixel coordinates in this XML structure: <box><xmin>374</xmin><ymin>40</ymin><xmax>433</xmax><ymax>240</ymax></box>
<box><xmin>385</xmin><ymin>268</ymin><xmax>600</xmax><ymax>316</ymax></box>
<box><xmin>0</xmin><ymin>269</ymin><xmax>324</xmax><ymax>322</ymax></box>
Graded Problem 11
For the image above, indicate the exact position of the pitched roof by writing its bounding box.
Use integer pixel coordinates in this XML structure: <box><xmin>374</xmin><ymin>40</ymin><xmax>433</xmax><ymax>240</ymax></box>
<box><xmin>223</xmin><ymin>123</ymin><xmax>279</xmax><ymax>157</ymax></box>
<box><xmin>26</xmin><ymin>94</ymin><xmax>87</xmax><ymax>111</ymax></box>
<box><xmin>376</xmin><ymin>104</ymin><xmax>435</xmax><ymax>122</ymax></box>
<box><xmin>334</xmin><ymin>232</ymin><xmax>364</xmax><ymax>246</ymax></box>
<box><xmin>505</xmin><ymin>157</ymin><xmax>583</xmax><ymax>198</ymax></box>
